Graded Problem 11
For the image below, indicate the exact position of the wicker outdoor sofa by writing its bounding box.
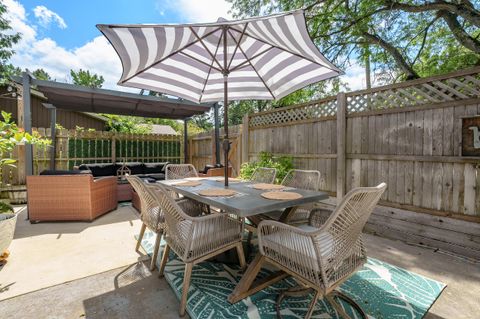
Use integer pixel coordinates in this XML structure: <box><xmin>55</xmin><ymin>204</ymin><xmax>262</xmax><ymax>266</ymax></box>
<box><xmin>27</xmin><ymin>173</ymin><xmax>118</xmax><ymax>222</ymax></box>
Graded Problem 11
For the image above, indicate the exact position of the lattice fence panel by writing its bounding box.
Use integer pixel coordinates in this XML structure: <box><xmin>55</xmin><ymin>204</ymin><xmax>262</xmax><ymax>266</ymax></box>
<box><xmin>347</xmin><ymin>72</ymin><xmax>480</xmax><ymax>113</ymax></box>
<box><xmin>249</xmin><ymin>98</ymin><xmax>337</xmax><ymax>127</ymax></box>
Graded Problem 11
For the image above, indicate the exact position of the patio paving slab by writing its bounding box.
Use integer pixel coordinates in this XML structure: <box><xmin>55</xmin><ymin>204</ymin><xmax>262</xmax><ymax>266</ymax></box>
<box><xmin>0</xmin><ymin>205</ymin><xmax>478</xmax><ymax>318</ymax></box>
<box><xmin>0</xmin><ymin>261</ymin><xmax>183</xmax><ymax>319</ymax></box>
<box><xmin>0</xmin><ymin>204</ymin><xmax>145</xmax><ymax>301</ymax></box>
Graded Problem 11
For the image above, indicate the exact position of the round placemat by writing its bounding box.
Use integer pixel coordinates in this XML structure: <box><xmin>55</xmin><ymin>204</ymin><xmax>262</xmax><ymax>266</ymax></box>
<box><xmin>175</xmin><ymin>181</ymin><xmax>202</xmax><ymax>187</ymax></box>
<box><xmin>252</xmin><ymin>183</ymin><xmax>285</xmax><ymax>190</ymax></box>
<box><xmin>198</xmin><ymin>188</ymin><xmax>237</xmax><ymax>197</ymax></box>
<box><xmin>261</xmin><ymin>191</ymin><xmax>303</xmax><ymax>200</ymax></box>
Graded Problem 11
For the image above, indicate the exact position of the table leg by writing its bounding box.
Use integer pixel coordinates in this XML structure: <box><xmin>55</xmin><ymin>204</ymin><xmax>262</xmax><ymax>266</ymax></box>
<box><xmin>228</xmin><ymin>254</ymin><xmax>289</xmax><ymax>304</ymax></box>
<box><xmin>228</xmin><ymin>206</ymin><xmax>301</xmax><ymax>304</ymax></box>
<box><xmin>278</xmin><ymin>206</ymin><xmax>298</xmax><ymax>223</ymax></box>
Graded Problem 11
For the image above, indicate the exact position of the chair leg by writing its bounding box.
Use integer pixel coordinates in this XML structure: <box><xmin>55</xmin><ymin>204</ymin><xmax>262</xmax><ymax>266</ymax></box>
<box><xmin>158</xmin><ymin>243</ymin><xmax>170</xmax><ymax>278</ymax></box>
<box><xmin>150</xmin><ymin>231</ymin><xmax>162</xmax><ymax>271</ymax></box>
<box><xmin>305</xmin><ymin>290</ymin><xmax>321</xmax><ymax>319</ymax></box>
<box><xmin>136</xmin><ymin>223</ymin><xmax>147</xmax><ymax>252</ymax></box>
<box><xmin>235</xmin><ymin>242</ymin><xmax>246</xmax><ymax>270</ymax></box>
<box><xmin>327</xmin><ymin>290</ymin><xmax>367</xmax><ymax>319</ymax></box>
<box><xmin>179</xmin><ymin>263</ymin><xmax>193</xmax><ymax>317</ymax></box>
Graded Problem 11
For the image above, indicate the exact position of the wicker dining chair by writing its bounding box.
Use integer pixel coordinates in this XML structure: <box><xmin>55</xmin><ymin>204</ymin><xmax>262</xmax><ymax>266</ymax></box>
<box><xmin>250</xmin><ymin>167</ymin><xmax>277</xmax><ymax>184</ymax></box>
<box><xmin>257</xmin><ymin>183</ymin><xmax>387</xmax><ymax>319</ymax></box>
<box><xmin>154</xmin><ymin>183</ymin><xmax>246</xmax><ymax>317</ymax></box>
<box><xmin>165</xmin><ymin>164</ymin><xmax>199</xmax><ymax>180</ymax></box>
<box><xmin>257</xmin><ymin>169</ymin><xmax>321</xmax><ymax>224</ymax></box>
<box><xmin>126</xmin><ymin>175</ymin><xmax>166</xmax><ymax>271</ymax></box>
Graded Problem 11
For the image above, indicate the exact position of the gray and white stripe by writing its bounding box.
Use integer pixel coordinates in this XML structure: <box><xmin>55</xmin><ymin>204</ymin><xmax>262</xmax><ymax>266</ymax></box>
<box><xmin>97</xmin><ymin>10</ymin><xmax>341</xmax><ymax>103</ymax></box>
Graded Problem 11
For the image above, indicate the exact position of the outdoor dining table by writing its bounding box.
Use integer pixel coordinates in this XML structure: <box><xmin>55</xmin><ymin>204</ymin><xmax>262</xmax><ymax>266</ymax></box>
<box><xmin>158</xmin><ymin>177</ymin><xmax>329</xmax><ymax>304</ymax></box>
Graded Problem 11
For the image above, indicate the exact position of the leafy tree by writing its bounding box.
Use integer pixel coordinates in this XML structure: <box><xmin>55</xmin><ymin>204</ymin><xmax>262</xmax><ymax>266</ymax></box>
<box><xmin>0</xmin><ymin>0</ymin><xmax>21</xmax><ymax>84</ymax></box>
<box><xmin>70</xmin><ymin>69</ymin><xmax>104</xmax><ymax>88</ymax></box>
<box><xmin>228</xmin><ymin>0</ymin><xmax>480</xmax><ymax>82</ymax></box>
<box><xmin>32</xmin><ymin>68</ymin><xmax>52</xmax><ymax>81</ymax></box>
<box><xmin>103</xmin><ymin>115</ymin><xmax>151</xmax><ymax>134</ymax></box>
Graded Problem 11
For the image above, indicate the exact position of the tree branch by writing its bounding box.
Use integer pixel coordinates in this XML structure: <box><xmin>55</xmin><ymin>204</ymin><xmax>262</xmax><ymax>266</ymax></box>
<box><xmin>386</xmin><ymin>0</ymin><xmax>480</xmax><ymax>28</ymax></box>
<box><xmin>362</xmin><ymin>31</ymin><xmax>419</xmax><ymax>79</ymax></box>
<box><xmin>438</xmin><ymin>9</ymin><xmax>480</xmax><ymax>53</ymax></box>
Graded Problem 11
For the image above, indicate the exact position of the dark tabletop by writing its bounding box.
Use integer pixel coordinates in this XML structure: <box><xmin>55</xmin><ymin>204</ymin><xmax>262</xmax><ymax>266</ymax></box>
<box><xmin>158</xmin><ymin>178</ymin><xmax>328</xmax><ymax>218</ymax></box>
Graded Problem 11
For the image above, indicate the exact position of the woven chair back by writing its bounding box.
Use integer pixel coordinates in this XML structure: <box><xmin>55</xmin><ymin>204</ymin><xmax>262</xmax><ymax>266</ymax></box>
<box><xmin>281</xmin><ymin>169</ymin><xmax>321</xmax><ymax>191</ymax></box>
<box><xmin>150</xmin><ymin>182</ymin><xmax>191</xmax><ymax>257</ymax></box>
<box><xmin>250</xmin><ymin>167</ymin><xmax>277</xmax><ymax>184</ymax></box>
<box><xmin>126</xmin><ymin>176</ymin><xmax>164</xmax><ymax>232</ymax></box>
<box><xmin>165</xmin><ymin>164</ymin><xmax>198</xmax><ymax>180</ymax></box>
<box><xmin>318</xmin><ymin>183</ymin><xmax>387</xmax><ymax>286</ymax></box>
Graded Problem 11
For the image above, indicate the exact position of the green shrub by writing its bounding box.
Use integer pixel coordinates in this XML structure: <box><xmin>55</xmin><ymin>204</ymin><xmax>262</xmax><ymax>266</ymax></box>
<box><xmin>239</xmin><ymin>151</ymin><xmax>293</xmax><ymax>183</ymax></box>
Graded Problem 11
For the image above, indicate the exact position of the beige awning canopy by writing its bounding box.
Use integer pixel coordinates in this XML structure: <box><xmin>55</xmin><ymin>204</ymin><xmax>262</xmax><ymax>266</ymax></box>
<box><xmin>13</xmin><ymin>76</ymin><xmax>212</xmax><ymax>119</ymax></box>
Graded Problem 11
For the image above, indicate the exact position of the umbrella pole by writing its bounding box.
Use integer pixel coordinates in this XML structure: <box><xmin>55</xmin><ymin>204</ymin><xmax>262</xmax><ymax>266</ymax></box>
<box><xmin>223</xmin><ymin>26</ymin><xmax>229</xmax><ymax>187</ymax></box>
<box><xmin>223</xmin><ymin>75</ymin><xmax>229</xmax><ymax>186</ymax></box>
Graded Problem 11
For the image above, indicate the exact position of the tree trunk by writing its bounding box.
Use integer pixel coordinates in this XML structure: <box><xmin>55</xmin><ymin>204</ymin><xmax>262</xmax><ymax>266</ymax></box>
<box><xmin>362</xmin><ymin>32</ymin><xmax>419</xmax><ymax>80</ymax></box>
<box><xmin>438</xmin><ymin>10</ymin><xmax>480</xmax><ymax>53</ymax></box>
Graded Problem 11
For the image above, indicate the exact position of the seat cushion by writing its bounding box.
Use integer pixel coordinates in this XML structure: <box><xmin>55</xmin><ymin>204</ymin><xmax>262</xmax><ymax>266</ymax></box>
<box><xmin>144</xmin><ymin>162</ymin><xmax>169</xmax><ymax>174</ymax></box>
<box><xmin>78</xmin><ymin>163</ymin><xmax>116</xmax><ymax>177</ymax></box>
<box><xmin>261</xmin><ymin>225</ymin><xmax>333</xmax><ymax>272</ymax></box>
<box><xmin>40</xmin><ymin>169</ymin><xmax>91</xmax><ymax>176</ymax></box>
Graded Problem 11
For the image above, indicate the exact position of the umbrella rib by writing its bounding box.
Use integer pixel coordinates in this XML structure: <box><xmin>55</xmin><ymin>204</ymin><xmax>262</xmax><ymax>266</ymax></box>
<box><xmin>178</xmin><ymin>51</ymin><xmax>223</xmax><ymax>73</ymax></box>
<box><xmin>120</xmin><ymin>27</ymin><xmax>222</xmax><ymax>84</ymax></box>
<box><xmin>229</xmin><ymin>46</ymin><xmax>274</xmax><ymax>73</ymax></box>
<box><xmin>199</xmin><ymin>29</ymin><xmax>224</xmax><ymax>103</ymax></box>
<box><xmin>228</xmin><ymin>26</ymin><xmax>340</xmax><ymax>74</ymax></box>
<box><xmin>226</xmin><ymin>23</ymin><xmax>248</xmax><ymax>71</ymax></box>
<box><xmin>227</xmin><ymin>29</ymin><xmax>275</xmax><ymax>99</ymax></box>
<box><xmin>189</xmin><ymin>27</ymin><xmax>224</xmax><ymax>72</ymax></box>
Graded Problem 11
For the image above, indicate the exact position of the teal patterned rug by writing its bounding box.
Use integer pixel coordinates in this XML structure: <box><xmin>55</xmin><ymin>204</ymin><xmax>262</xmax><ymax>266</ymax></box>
<box><xmin>139</xmin><ymin>231</ymin><xmax>445</xmax><ymax>319</ymax></box>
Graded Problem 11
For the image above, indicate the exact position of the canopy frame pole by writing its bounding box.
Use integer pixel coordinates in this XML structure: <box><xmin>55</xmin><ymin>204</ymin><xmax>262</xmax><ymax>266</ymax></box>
<box><xmin>43</xmin><ymin>103</ymin><xmax>57</xmax><ymax>170</ymax></box>
<box><xmin>184</xmin><ymin>118</ymin><xmax>189</xmax><ymax>164</ymax></box>
<box><xmin>223</xmin><ymin>26</ymin><xmax>229</xmax><ymax>186</ymax></box>
<box><xmin>22</xmin><ymin>72</ymin><xmax>34</xmax><ymax>177</ymax></box>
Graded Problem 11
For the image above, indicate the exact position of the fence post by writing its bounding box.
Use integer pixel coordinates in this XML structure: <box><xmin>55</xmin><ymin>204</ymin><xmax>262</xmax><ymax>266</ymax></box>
<box><xmin>336</xmin><ymin>93</ymin><xmax>347</xmax><ymax>199</ymax></box>
<box><xmin>241</xmin><ymin>114</ymin><xmax>249</xmax><ymax>164</ymax></box>
<box><xmin>111</xmin><ymin>134</ymin><xmax>116</xmax><ymax>164</ymax></box>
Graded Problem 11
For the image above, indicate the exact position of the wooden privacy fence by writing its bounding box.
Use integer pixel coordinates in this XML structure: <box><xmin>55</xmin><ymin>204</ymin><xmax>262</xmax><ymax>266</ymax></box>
<box><xmin>246</xmin><ymin>67</ymin><xmax>480</xmax><ymax>223</ymax></box>
<box><xmin>188</xmin><ymin>125</ymin><xmax>243</xmax><ymax>175</ymax></box>
<box><xmin>1</xmin><ymin>129</ymin><xmax>183</xmax><ymax>186</ymax></box>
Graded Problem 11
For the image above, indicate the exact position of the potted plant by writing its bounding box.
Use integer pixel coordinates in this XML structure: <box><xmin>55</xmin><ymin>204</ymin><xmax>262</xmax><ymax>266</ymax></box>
<box><xmin>0</xmin><ymin>111</ymin><xmax>50</xmax><ymax>264</ymax></box>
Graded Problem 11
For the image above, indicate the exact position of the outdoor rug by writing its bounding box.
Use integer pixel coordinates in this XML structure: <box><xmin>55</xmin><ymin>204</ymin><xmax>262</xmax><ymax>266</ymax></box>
<box><xmin>139</xmin><ymin>231</ymin><xmax>445</xmax><ymax>319</ymax></box>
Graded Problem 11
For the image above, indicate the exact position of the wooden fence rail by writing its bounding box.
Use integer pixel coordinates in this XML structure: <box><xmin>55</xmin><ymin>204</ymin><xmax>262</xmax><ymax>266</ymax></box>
<box><xmin>243</xmin><ymin>67</ymin><xmax>480</xmax><ymax>259</ymax></box>
<box><xmin>1</xmin><ymin>129</ymin><xmax>183</xmax><ymax>187</ymax></box>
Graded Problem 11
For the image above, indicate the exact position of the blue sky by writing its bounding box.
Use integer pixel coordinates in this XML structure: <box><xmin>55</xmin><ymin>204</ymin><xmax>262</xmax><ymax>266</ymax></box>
<box><xmin>17</xmin><ymin>0</ymin><xmax>192</xmax><ymax>50</ymax></box>
<box><xmin>6</xmin><ymin>0</ymin><xmax>365</xmax><ymax>92</ymax></box>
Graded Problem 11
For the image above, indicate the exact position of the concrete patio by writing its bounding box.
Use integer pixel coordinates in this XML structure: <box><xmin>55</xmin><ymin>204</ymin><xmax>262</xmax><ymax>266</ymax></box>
<box><xmin>0</xmin><ymin>204</ymin><xmax>478</xmax><ymax>319</ymax></box>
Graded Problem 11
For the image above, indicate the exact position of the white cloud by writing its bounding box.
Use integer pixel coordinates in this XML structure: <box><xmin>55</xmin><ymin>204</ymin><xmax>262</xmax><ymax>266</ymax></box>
<box><xmin>33</xmin><ymin>5</ymin><xmax>67</xmax><ymax>29</ymax></box>
<box><xmin>341</xmin><ymin>63</ymin><xmax>367</xmax><ymax>92</ymax></box>
<box><xmin>5</xmin><ymin>0</ymin><xmax>135</xmax><ymax>92</ymax></box>
<box><xmin>157</xmin><ymin>0</ymin><xmax>233</xmax><ymax>22</ymax></box>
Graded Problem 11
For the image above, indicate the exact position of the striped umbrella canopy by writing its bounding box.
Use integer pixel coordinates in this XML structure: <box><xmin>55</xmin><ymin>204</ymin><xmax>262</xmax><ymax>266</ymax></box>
<box><xmin>97</xmin><ymin>10</ymin><xmax>341</xmax><ymax>185</ymax></box>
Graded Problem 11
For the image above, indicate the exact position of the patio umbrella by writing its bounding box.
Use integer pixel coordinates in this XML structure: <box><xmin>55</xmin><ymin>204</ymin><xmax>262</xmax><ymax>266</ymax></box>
<box><xmin>97</xmin><ymin>9</ymin><xmax>342</xmax><ymax>186</ymax></box>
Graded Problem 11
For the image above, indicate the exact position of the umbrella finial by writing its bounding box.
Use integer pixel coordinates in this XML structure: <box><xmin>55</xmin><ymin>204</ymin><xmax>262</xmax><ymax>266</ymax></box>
<box><xmin>217</xmin><ymin>17</ymin><xmax>229</xmax><ymax>23</ymax></box>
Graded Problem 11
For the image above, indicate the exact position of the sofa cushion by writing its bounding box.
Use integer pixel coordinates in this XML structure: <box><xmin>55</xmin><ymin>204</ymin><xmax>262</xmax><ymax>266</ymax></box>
<box><xmin>144</xmin><ymin>162</ymin><xmax>169</xmax><ymax>174</ymax></box>
<box><xmin>40</xmin><ymin>169</ymin><xmax>92</xmax><ymax>176</ymax></box>
<box><xmin>78</xmin><ymin>163</ymin><xmax>116</xmax><ymax>177</ymax></box>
